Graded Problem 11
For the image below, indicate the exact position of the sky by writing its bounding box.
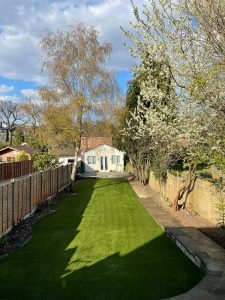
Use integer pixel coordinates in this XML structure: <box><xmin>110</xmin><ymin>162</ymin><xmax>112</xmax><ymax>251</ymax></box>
<box><xmin>0</xmin><ymin>0</ymin><xmax>146</xmax><ymax>102</ymax></box>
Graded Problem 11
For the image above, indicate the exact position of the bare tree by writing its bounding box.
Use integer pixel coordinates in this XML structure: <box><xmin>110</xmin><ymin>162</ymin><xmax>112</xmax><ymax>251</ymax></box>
<box><xmin>20</xmin><ymin>98</ymin><xmax>42</xmax><ymax>136</ymax></box>
<box><xmin>0</xmin><ymin>100</ymin><xmax>28</xmax><ymax>145</ymax></box>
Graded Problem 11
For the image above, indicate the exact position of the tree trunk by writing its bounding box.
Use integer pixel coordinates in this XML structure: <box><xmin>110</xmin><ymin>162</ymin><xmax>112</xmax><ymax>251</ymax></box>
<box><xmin>71</xmin><ymin>109</ymin><xmax>82</xmax><ymax>183</ymax></box>
<box><xmin>5</xmin><ymin>129</ymin><xmax>9</xmax><ymax>143</ymax></box>
<box><xmin>173</xmin><ymin>166</ymin><xmax>194</xmax><ymax>211</ymax></box>
<box><xmin>71</xmin><ymin>147</ymin><xmax>79</xmax><ymax>182</ymax></box>
<box><xmin>9</xmin><ymin>130</ymin><xmax>13</xmax><ymax>145</ymax></box>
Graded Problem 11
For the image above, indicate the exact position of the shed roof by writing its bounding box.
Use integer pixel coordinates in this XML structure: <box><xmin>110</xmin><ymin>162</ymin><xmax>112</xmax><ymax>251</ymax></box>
<box><xmin>0</xmin><ymin>145</ymin><xmax>37</xmax><ymax>155</ymax></box>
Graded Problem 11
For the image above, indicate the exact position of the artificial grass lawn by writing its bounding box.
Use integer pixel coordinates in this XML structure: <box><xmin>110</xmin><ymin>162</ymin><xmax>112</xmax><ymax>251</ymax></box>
<box><xmin>0</xmin><ymin>178</ymin><xmax>203</xmax><ymax>299</ymax></box>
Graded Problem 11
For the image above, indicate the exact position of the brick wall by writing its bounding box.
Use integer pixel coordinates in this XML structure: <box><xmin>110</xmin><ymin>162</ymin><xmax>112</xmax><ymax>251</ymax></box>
<box><xmin>149</xmin><ymin>172</ymin><xmax>225</xmax><ymax>224</ymax></box>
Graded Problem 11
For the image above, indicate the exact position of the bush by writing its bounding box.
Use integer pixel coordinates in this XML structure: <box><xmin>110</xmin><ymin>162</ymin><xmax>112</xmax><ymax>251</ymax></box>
<box><xmin>16</xmin><ymin>151</ymin><xmax>30</xmax><ymax>161</ymax></box>
<box><xmin>125</xmin><ymin>162</ymin><xmax>131</xmax><ymax>172</ymax></box>
<box><xmin>197</xmin><ymin>170</ymin><xmax>213</xmax><ymax>180</ymax></box>
<box><xmin>33</xmin><ymin>152</ymin><xmax>58</xmax><ymax>171</ymax></box>
<box><xmin>0</xmin><ymin>141</ymin><xmax>7</xmax><ymax>149</ymax></box>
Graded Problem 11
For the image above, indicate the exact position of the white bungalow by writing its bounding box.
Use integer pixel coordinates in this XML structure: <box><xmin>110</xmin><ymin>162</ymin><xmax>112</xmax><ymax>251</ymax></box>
<box><xmin>83</xmin><ymin>144</ymin><xmax>124</xmax><ymax>172</ymax></box>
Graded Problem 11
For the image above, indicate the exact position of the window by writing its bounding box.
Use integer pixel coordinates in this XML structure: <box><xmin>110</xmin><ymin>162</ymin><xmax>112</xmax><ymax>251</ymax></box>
<box><xmin>112</xmin><ymin>155</ymin><xmax>117</xmax><ymax>164</ymax></box>
<box><xmin>87</xmin><ymin>156</ymin><xmax>96</xmax><ymax>164</ymax></box>
<box><xmin>112</xmin><ymin>155</ymin><xmax>120</xmax><ymax>164</ymax></box>
<box><xmin>7</xmin><ymin>157</ymin><xmax>15</xmax><ymax>162</ymax></box>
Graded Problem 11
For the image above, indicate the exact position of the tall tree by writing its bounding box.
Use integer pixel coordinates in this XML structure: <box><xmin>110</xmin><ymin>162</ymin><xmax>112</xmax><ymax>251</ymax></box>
<box><xmin>0</xmin><ymin>100</ymin><xmax>27</xmax><ymax>145</ymax></box>
<box><xmin>122</xmin><ymin>0</ymin><xmax>225</xmax><ymax>208</ymax></box>
<box><xmin>39</xmin><ymin>22</ymin><xmax>118</xmax><ymax>181</ymax></box>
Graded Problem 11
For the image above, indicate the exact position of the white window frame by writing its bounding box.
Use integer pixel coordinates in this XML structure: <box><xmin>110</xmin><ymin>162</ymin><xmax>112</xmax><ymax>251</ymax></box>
<box><xmin>112</xmin><ymin>155</ymin><xmax>117</xmax><ymax>164</ymax></box>
<box><xmin>87</xmin><ymin>156</ymin><xmax>96</xmax><ymax>164</ymax></box>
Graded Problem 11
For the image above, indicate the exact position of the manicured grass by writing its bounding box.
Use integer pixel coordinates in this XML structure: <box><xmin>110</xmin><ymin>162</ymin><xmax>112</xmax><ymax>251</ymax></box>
<box><xmin>0</xmin><ymin>178</ymin><xmax>203</xmax><ymax>299</ymax></box>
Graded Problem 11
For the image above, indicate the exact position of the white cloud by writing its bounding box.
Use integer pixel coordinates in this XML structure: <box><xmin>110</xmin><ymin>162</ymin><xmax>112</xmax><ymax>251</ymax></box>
<box><xmin>0</xmin><ymin>84</ymin><xmax>14</xmax><ymax>93</ymax></box>
<box><xmin>0</xmin><ymin>95</ymin><xmax>20</xmax><ymax>102</ymax></box>
<box><xmin>20</xmin><ymin>88</ymin><xmax>36</xmax><ymax>98</ymax></box>
<box><xmin>0</xmin><ymin>0</ymin><xmax>145</xmax><ymax>83</ymax></box>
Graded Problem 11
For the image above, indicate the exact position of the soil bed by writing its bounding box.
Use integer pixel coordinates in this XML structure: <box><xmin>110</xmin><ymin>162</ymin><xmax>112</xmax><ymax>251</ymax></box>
<box><xmin>199</xmin><ymin>227</ymin><xmax>225</xmax><ymax>250</ymax></box>
<box><xmin>0</xmin><ymin>198</ymin><xmax>58</xmax><ymax>257</ymax></box>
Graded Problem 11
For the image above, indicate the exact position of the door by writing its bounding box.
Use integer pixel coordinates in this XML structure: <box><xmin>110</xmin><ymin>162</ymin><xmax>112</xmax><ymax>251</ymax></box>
<box><xmin>100</xmin><ymin>157</ymin><xmax>104</xmax><ymax>170</ymax></box>
<box><xmin>105</xmin><ymin>156</ymin><xmax>108</xmax><ymax>171</ymax></box>
<box><xmin>100</xmin><ymin>156</ymin><xmax>108</xmax><ymax>171</ymax></box>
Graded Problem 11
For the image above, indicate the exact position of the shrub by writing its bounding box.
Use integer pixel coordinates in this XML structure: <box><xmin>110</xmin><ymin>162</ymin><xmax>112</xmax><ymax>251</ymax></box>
<box><xmin>16</xmin><ymin>151</ymin><xmax>29</xmax><ymax>161</ymax></box>
<box><xmin>197</xmin><ymin>170</ymin><xmax>213</xmax><ymax>180</ymax></box>
<box><xmin>33</xmin><ymin>152</ymin><xmax>58</xmax><ymax>171</ymax></box>
<box><xmin>125</xmin><ymin>162</ymin><xmax>131</xmax><ymax>172</ymax></box>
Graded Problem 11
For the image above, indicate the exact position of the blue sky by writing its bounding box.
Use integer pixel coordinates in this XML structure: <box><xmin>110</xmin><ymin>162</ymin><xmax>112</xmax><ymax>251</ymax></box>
<box><xmin>0</xmin><ymin>0</ymin><xmax>145</xmax><ymax>101</ymax></box>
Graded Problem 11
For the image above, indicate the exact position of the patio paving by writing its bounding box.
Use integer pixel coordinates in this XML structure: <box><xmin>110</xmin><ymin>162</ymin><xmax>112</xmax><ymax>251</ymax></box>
<box><xmin>78</xmin><ymin>171</ymin><xmax>129</xmax><ymax>178</ymax></box>
<box><xmin>130</xmin><ymin>180</ymin><xmax>225</xmax><ymax>300</ymax></box>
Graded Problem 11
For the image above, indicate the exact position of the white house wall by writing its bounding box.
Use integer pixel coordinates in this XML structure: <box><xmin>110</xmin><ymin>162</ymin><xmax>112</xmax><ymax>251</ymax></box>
<box><xmin>59</xmin><ymin>156</ymin><xmax>81</xmax><ymax>165</ymax></box>
<box><xmin>83</xmin><ymin>144</ymin><xmax>124</xmax><ymax>172</ymax></box>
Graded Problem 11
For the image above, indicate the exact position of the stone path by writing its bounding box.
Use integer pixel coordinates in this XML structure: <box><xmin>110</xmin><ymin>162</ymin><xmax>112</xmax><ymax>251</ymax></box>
<box><xmin>79</xmin><ymin>171</ymin><xmax>129</xmax><ymax>178</ymax></box>
<box><xmin>130</xmin><ymin>180</ymin><xmax>225</xmax><ymax>300</ymax></box>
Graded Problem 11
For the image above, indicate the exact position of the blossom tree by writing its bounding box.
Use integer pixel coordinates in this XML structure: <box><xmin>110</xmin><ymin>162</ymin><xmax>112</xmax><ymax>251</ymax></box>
<box><xmin>122</xmin><ymin>0</ymin><xmax>225</xmax><ymax>209</ymax></box>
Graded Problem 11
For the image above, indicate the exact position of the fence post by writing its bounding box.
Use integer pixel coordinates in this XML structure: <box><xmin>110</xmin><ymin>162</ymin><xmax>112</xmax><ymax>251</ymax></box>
<box><xmin>57</xmin><ymin>167</ymin><xmax>59</xmax><ymax>192</ymax></box>
<box><xmin>12</xmin><ymin>163</ymin><xmax>14</xmax><ymax>179</ymax></box>
<box><xmin>11</xmin><ymin>179</ymin><xmax>15</xmax><ymax>225</ymax></box>
<box><xmin>50</xmin><ymin>168</ymin><xmax>52</xmax><ymax>197</ymax></box>
<box><xmin>1</xmin><ymin>187</ymin><xmax>3</xmax><ymax>234</ymax></box>
<box><xmin>29</xmin><ymin>175</ymin><xmax>32</xmax><ymax>215</ymax></box>
<box><xmin>40</xmin><ymin>171</ymin><xmax>43</xmax><ymax>203</ymax></box>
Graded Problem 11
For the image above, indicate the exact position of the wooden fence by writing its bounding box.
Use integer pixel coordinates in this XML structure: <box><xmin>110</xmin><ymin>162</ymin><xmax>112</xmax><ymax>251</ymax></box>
<box><xmin>149</xmin><ymin>171</ymin><xmax>225</xmax><ymax>225</ymax></box>
<box><xmin>0</xmin><ymin>164</ymin><xmax>72</xmax><ymax>237</ymax></box>
<box><xmin>0</xmin><ymin>160</ymin><xmax>34</xmax><ymax>180</ymax></box>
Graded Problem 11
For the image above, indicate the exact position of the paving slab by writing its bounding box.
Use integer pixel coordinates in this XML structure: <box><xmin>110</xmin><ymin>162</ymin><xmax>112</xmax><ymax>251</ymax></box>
<box><xmin>130</xmin><ymin>180</ymin><xmax>225</xmax><ymax>300</ymax></box>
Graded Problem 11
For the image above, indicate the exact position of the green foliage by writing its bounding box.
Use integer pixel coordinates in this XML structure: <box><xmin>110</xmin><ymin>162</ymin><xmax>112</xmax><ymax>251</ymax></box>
<box><xmin>213</xmin><ymin>152</ymin><xmax>225</xmax><ymax>173</ymax></box>
<box><xmin>16</xmin><ymin>151</ymin><xmax>29</xmax><ymax>162</ymax></box>
<box><xmin>125</xmin><ymin>161</ymin><xmax>131</xmax><ymax>172</ymax></box>
<box><xmin>0</xmin><ymin>141</ymin><xmax>7</xmax><ymax>149</ymax></box>
<box><xmin>215</xmin><ymin>178</ymin><xmax>225</xmax><ymax>229</ymax></box>
<box><xmin>216</xmin><ymin>198</ymin><xmax>225</xmax><ymax>229</ymax></box>
<box><xmin>26</xmin><ymin>135</ymin><xmax>48</xmax><ymax>152</ymax></box>
<box><xmin>33</xmin><ymin>152</ymin><xmax>58</xmax><ymax>171</ymax></box>
<box><xmin>126</xmin><ymin>76</ymin><xmax>142</xmax><ymax>114</ymax></box>
<box><xmin>153</xmin><ymin>166</ymin><xmax>167</xmax><ymax>182</ymax></box>
<box><xmin>13</xmin><ymin>128</ymin><xmax>24</xmax><ymax>146</ymax></box>
<box><xmin>197</xmin><ymin>170</ymin><xmax>213</xmax><ymax>180</ymax></box>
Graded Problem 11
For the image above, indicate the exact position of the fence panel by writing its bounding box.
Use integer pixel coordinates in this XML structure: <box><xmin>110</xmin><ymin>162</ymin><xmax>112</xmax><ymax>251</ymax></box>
<box><xmin>149</xmin><ymin>171</ymin><xmax>225</xmax><ymax>224</ymax></box>
<box><xmin>0</xmin><ymin>160</ymin><xmax>35</xmax><ymax>181</ymax></box>
<box><xmin>0</xmin><ymin>164</ymin><xmax>72</xmax><ymax>237</ymax></box>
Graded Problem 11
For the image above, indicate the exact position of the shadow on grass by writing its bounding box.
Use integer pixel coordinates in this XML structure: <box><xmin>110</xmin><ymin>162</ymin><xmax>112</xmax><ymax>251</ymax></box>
<box><xmin>59</xmin><ymin>232</ymin><xmax>204</xmax><ymax>300</ymax></box>
<box><xmin>0</xmin><ymin>178</ymin><xmax>203</xmax><ymax>300</ymax></box>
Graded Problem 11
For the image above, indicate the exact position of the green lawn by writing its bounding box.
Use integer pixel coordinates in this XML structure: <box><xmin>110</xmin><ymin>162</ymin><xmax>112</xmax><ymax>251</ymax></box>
<box><xmin>0</xmin><ymin>178</ymin><xmax>203</xmax><ymax>299</ymax></box>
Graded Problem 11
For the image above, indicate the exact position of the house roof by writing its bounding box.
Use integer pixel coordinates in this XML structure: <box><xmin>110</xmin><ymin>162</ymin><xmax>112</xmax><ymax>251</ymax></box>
<box><xmin>51</xmin><ymin>148</ymin><xmax>76</xmax><ymax>157</ymax></box>
<box><xmin>0</xmin><ymin>145</ymin><xmax>37</xmax><ymax>155</ymax></box>
<box><xmin>80</xmin><ymin>136</ymin><xmax>113</xmax><ymax>151</ymax></box>
<box><xmin>51</xmin><ymin>137</ymin><xmax>113</xmax><ymax>157</ymax></box>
